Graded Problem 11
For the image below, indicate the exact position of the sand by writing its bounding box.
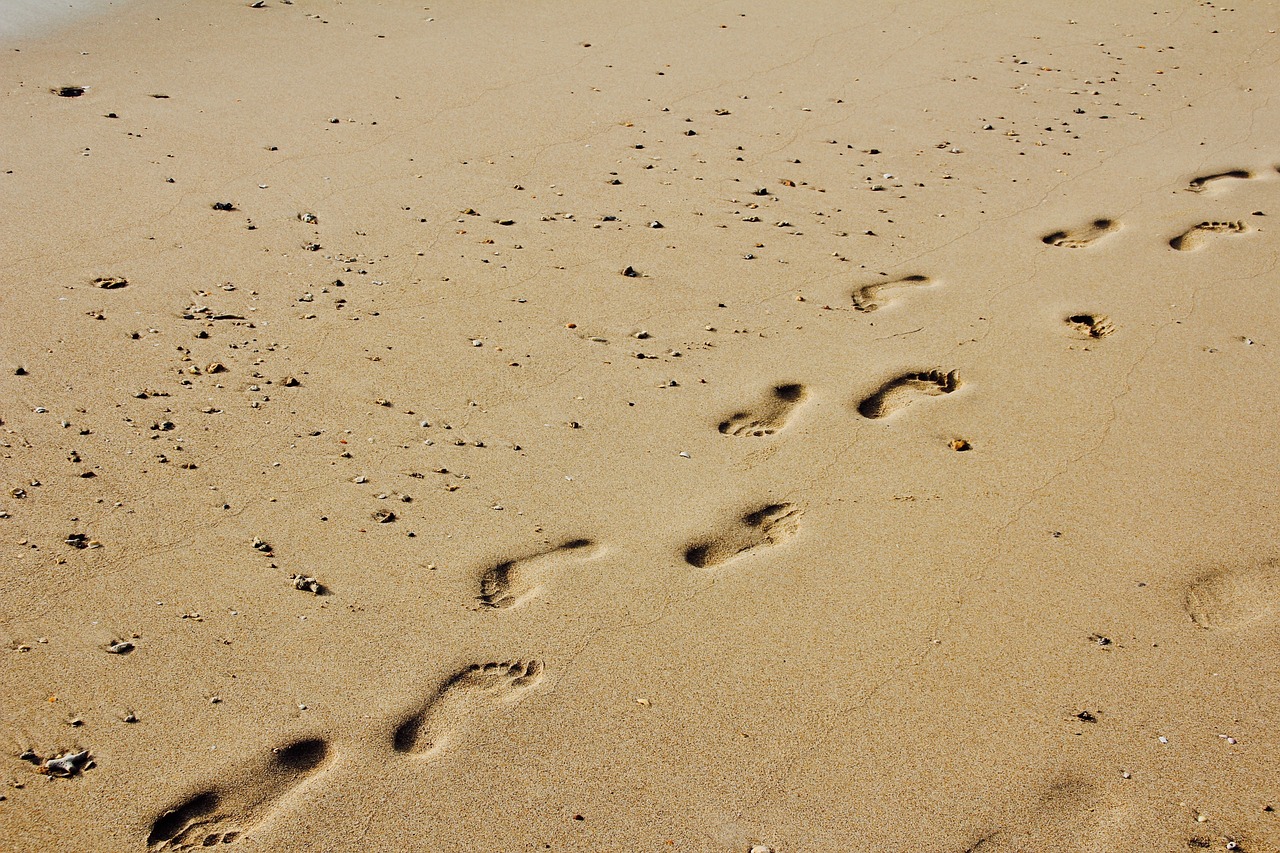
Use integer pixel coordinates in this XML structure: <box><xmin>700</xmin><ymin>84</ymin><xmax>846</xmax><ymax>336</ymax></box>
<box><xmin>1</xmin><ymin>1</ymin><xmax>1278</xmax><ymax>850</ymax></box>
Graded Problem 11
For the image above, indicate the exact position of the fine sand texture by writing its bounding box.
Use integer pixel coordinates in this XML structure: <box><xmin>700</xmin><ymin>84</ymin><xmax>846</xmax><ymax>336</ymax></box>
<box><xmin>2</xmin><ymin>1</ymin><xmax>1279</xmax><ymax>850</ymax></box>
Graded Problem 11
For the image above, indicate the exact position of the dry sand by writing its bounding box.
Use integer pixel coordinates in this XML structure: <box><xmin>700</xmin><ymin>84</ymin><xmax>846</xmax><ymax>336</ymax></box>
<box><xmin>1</xmin><ymin>1</ymin><xmax>1278</xmax><ymax>850</ymax></box>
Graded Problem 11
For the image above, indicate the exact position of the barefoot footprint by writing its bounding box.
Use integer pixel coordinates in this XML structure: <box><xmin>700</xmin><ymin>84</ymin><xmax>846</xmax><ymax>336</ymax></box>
<box><xmin>1187</xmin><ymin>169</ymin><xmax>1253</xmax><ymax>193</ymax></box>
<box><xmin>146</xmin><ymin>738</ymin><xmax>331</xmax><ymax>850</ymax></box>
<box><xmin>478</xmin><ymin>539</ymin><xmax>599</xmax><ymax>609</ymax></box>
<box><xmin>393</xmin><ymin>660</ymin><xmax>545</xmax><ymax>758</ymax></box>
<box><xmin>1184</xmin><ymin>559</ymin><xmax>1279</xmax><ymax>630</ymax></box>
<box><xmin>1168</xmin><ymin>220</ymin><xmax>1249</xmax><ymax>251</ymax></box>
<box><xmin>1064</xmin><ymin>313</ymin><xmax>1114</xmax><ymax>339</ymax></box>
<box><xmin>684</xmin><ymin>503</ymin><xmax>802</xmax><ymax>569</ymax></box>
<box><xmin>718</xmin><ymin>383</ymin><xmax>808</xmax><ymax>437</ymax></box>
<box><xmin>852</xmin><ymin>274</ymin><xmax>933</xmax><ymax>312</ymax></box>
<box><xmin>1041</xmin><ymin>218</ymin><xmax>1120</xmax><ymax>249</ymax></box>
<box><xmin>857</xmin><ymin>369</ymin><xmax>960</xmax><ymax>419</ymax></box>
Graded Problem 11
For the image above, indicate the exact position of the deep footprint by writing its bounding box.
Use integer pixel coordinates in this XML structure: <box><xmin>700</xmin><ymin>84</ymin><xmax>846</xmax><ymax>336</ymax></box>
<box><xmin>146</xmin><ymin>738</ymin><xmax>331</xmax><ymax>850</ymax></box>
<box><xmin>1041</xmin><ymin>218</ymin><xmax>1119</xmax><ymax>249</ymax></box>
<box><xmin>1184</xmin><ymin>559</ymin><xmax>1279</xmax><ymax>630</ymax></box>
<box><xmin>1169</xmin><ymin>220</ymin><xmax>1249</xmax><ymax>251</ymax></box>
<box><xmin>478</xmin><ymin>539</ymin><xmax>598</xmax><ymax>609</ymax></box>
<box><xmin>1187</xmin><ymin>169</ymin><xmax>1253</xmax><ymax>193</ymax></box>
<box><xmin>857</xmin><ymin>369</ymin><xmax>960</xmax><ymax>419</ymax></box>
<box><xmin>1064</xmin><ymin>313</ymin><xmax>1114</xmax><ymax>339</ymax></box>
<box><xmin>852</xmin><ymin>274</ymin><xmax>932</xmax><ymax>312</ymax></box>
<box><xmin>393</xmin><ymin>660</ymin><xmax>544</xmax><ymax>757</ymax></box>
<box><xmin>718</xmin><ymin>383</ymin><xmax>808</xmax><ymax>437</ymax></box>
<box><xmin>684</xmin><ymin>503</ymin><xmax>802</xmax><ymax>569</ymax></box>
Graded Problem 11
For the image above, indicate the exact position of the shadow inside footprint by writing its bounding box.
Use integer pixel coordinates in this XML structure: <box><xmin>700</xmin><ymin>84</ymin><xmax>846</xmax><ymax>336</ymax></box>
<box><xmin>477</xmin><ymin>539</ymin><xmax>598</xmax><ymax>609</ymax></box>
<box><xmin>718</xmin><ymin>383</ymin><xmax>807</xmax><ymax>437</ymax></box>
<box><xmin>1169</xmin><ymin>220</ymin><xmax>1248</xmax><ymax>251</ymax></box>
<box><xmin>146</xmin><ymin>739</ymin><xmax>330</xmax><ymax>850</ymax></box>
<box><xmin>684</xmin><ymin>503</ymin><xmax>802</xmax><ymax>569</ymax></box>
<box><xmin>1041</xmin><ymin>218</ymin><xmax>1119</xmax><ymax>249</ymax></box>
<box><xmin>857</xmin><ymin>369</ymin><xmax>960</xmax><ymax>419</ymax></box>
<box><xmin>1187</xmin><ymin>169</ymin><xmax>1252</xmax><ymax>192</ymax></box>
<box><xmin>1065</xmin><ymin>314</ymin><xmax>1114</xmax><ymax>339</ymax></box>
<box><xmin>393</xmin><ymin>660</ymin><xmax>544</xmax><ymax>757</ymax></box>
<box><xmin>852</xmin><ymin>274</ymin><xmax>931</xmax><ymax>312</ymax></box>
<box><xmin>1184</xmin><ymin>559</ymin><xmax>1279</xmax><ymax>630</ymax></box>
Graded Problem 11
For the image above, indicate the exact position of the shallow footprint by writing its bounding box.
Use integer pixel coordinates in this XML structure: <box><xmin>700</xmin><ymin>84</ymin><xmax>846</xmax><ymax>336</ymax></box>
<box><xmin>684</xmin><ymin>503</ymin><xmax>802</xmax><ymax>569</ymax></box>
<box><xmin>1169</xmin><ymin>220</ymin><xmax>1249</xmax><ymax>251</ymax></box>
<box><xmin>852</xmin><ymin>274</ymin><xmax>932</xmax><ymax>312</ymax></box>
<box><xmin>393</xmin><ymin>660</ymin><xmax>544</xmax><ymax>757</ymax></box>
<box><xmin>1184</xmin><ymin>559</ymin><xmax>1279</xmax><ymax>629</ymax></box>
<box><xmin>1187</xmin><ymin>169</ymin><xmax>1253</xmax><ymax>193</ymax></box>
<box><xmin>1041</xmin><ymin>218</ymin><xmax>1120</xmax><ymax>249</ymax></box>
<box><xmin>478</xmin><ymin>539</ymin><xmax>599</xmax><ymax>609</ymax></box>
<box><xmin>718</xmin><ymin>383</ymin><xmax>808</xmax><ymax>437</ymax></box>
<box><xmin>857</xmin><ymin>369</ymin><xmax>960</xmax><ymax>419</ymax></box>
<box><xmin>147</xmin><ymin>738</ymin><xmax>331</xmax><ymax>850</ymax></box>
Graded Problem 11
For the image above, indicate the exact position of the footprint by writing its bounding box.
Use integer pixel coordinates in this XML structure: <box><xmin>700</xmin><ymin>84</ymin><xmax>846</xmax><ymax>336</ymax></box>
<box><xmin>477</xmin><ymin>539</ymin><xmax>598</xmax><ymax>609</ymax></box>
<box><xmin>146</xmin><ymin>738</ymin><xmax>331</xmax><ymax>850</ymax></box>
<box><xmin>1064</xmin><ymin>313</ymin><xmax>1114</xmax><ymax>339</ymax></box>
<box><xmin>852</xmin><ymin>274</ymin><xmax>932</xmax><ymax>312</ymax></box>
<box><xmin>684</xmin><ymin>503</ymin><xmax>802</xmax><ymax>569</ymax></box>
<box><xmin>1041</xmin><ymin>218</ymin><xmax>1120</xmax><ymax>249</ymax></box>
<box><xmin>857</xmin><ymin>369</ymin><xmax>960</xmax><ymax>419</ymax></box>
<box><xmin>1184</xmin><ymin>559</ymin><xmax>1279</xmax><ymax>630</ymax></box>
<box><xmin>392</xmin><ymin>660</ymin><xmax>544</xmax><ymax>758</ymax></box>
<box><xmin>965</xmin><ymin>775</ymin><xmax>1131</xmax><ymax>852</ymax></box>
<box><xmin>1187</xmin><ymin>169</ymin><xmax>1253</xmax><ymax>193</ymax></box>
<box><xmin>718</xmin><ymin>383</ymin><xmax>808</xmax><ymax>437</ymax></box>
<box><xmin>1169</xmin><ymin>220</ymin><xmax>1249</xmax><ymax>251</ymax></box>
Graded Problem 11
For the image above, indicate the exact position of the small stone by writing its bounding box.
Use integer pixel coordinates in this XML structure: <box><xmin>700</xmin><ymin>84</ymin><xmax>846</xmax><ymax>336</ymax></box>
<box><xmin>105</xmin><ymin>640</ymin><xmax>134</xmax><ymax>655</ymax></box>
<box><xmin>290</xmin><ymin>574</ymin><xmax>323</xmax><ymax>594</ymax></box>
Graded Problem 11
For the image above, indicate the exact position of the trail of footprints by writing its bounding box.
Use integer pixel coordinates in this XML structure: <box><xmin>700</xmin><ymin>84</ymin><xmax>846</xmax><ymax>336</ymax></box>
<box><xmin>1040</xmin><ymin>163</ymin><xmax>1275</xmax><ymax>254</ymax></box>
<box><xmin>141</xmin><ymin>161</ymin><xmax>1276</xmax><ymax>848</ymax></box>
<box><xmin>148</xmin><ymin>662</ymin><xmax>545</xmax><ymax>850</ymax></box>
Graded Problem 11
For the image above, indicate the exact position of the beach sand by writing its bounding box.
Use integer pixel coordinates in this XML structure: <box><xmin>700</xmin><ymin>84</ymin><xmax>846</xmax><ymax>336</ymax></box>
<box><xmin>1</xmin><ymin>1</ymin><xmax>1278</xmax><ymax>850</ymax></box>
